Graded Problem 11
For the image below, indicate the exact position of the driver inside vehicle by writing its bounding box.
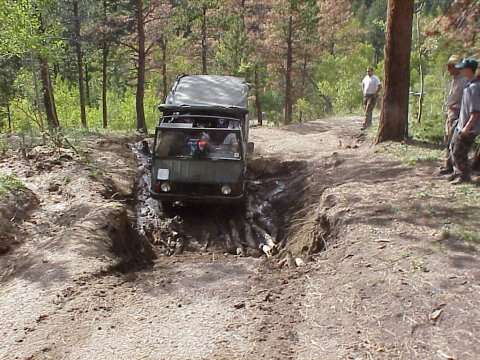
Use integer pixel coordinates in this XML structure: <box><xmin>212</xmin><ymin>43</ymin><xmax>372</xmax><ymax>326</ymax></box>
<box><xmin>187</xmin><ymin>131</ymin><xmax>210</xmax><ymax>157</ymax></box>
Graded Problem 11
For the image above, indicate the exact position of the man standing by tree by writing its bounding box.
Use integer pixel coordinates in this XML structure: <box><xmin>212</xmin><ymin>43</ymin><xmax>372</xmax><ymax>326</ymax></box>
<box><xmin>450</xmin><ymin>58</ymin><xmax>480</xmax><ymax>184</ymax></box>
<box><xmin>439</xmin><ymin>54</ymin><xmax>468</xmax><ymax>175</ymax></box>
<box><xmin>361</xmin><ymin>67</ymin><xmax>382</xmax><ymax>130</ymax></box>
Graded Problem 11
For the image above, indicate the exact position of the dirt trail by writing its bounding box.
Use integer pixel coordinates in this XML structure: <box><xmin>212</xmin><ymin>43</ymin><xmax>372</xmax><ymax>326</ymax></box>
<box><xmin>1</xmin><ymin>117</ymin><xmax>480</xmax><ymax>360</ymax></box>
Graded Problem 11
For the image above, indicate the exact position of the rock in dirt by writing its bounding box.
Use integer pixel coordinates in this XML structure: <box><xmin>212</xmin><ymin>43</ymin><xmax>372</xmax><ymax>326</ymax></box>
<box><xmin>234</xmin><ymin>302</ymin><xmax>246</xmax><ymax>309</ymax></box>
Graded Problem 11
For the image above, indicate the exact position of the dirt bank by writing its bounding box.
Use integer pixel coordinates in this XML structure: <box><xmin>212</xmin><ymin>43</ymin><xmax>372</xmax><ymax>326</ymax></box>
<box><xmin>1</xmin><ymin>117</ymin><xmax>479</xmax><ymax>360</ymax></box>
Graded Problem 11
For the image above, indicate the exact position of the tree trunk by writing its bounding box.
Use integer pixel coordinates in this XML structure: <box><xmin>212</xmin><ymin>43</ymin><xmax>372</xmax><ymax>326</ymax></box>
<box><xmin>38</xmin><ymin>16</ymin><xmax>59</xmax><ymax>130</ymax></box>
<box><xmin>31</xmin><ymin>58</ymin><xmax>45</xmax><ymax>131</ymax></box>
<box><xmin>102</xmin><ymin>45</ymin><xmax>109</xmax><ymax>128</ymax></box>
<box><xmin>48</xmin><ymin>70</ymin><xmax>59</xmax><ymax>125</ymax></box>
<box><xmin>136</xmin><ymin>0</ymin><xmax>147</xmax><ymax>133</ymax></box>
<box><xmin>284</xmin><ymin>13</ymin><xmax>293</xmax><ymax>125</ymax></box>
<box><xmin>299</xmin><ymin>50</ymin><xmax>308</xmax><ymax>123</ymax></box>
<box><xmin>161</xmin><ymin>37</ymin><xmax>168</xmax><ymax>101</ymax></box>
<box><xmin>102</xmin><ymin>0</ymin><xmax>108</xmax><ymax>129</ymax></box>
<box><xmin>6</xmin><ymin>103</ymin><xmax>12</xmax><ymax>132</ymax></box>
<box><xmin>85</xmin><ymin>61</ymin><xmax>91</xmax><ymax>106</ymax></box>
<box><xmin>39</xmin><ymin>56</ymin><xmax>60</xmax><ymax>129</ymax></box>
<box><xmin>254</xmin><ymin>64</ymin><xmax>263</xmax><ymax>126</ymax></box>
<box><xmin>415</xmin><ymin>12</ymin><xmax>424</xmax><ymax>124</ymax></box>
<box><xmin>376</xmin><ymin>0</ymin><xmax>414</xmax><ymax>143</ymax></box>
<box><xmin>201</xmin><ymin>5</ymin><xmax>208</xmax><ymax>75</ymax></box>
<box><xmin>73</xmin><ymin>0</ymin><xmax>87</xmax><ymax>128</ymax></box>
<box><xmin>417</xmin><ymin>55</ymin><xmax>425</xmax><ymax>124</ymax></box>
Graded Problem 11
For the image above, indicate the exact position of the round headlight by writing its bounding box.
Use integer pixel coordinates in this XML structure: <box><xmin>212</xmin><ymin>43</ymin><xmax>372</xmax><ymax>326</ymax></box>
<box><xmin>221</xmin><ymin>185</ymin><xmax>232</xmax><ymax>195</ymax></box>
<box><xmin>161</xmin><ymin>182</ymin><xmax>171</xmax><ymax>192</ymax></box>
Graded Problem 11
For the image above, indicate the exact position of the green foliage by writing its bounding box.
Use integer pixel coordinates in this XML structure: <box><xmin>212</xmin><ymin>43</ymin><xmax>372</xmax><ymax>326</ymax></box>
<box><xmin>0</xmin><ymin>0</ymin><xmax>39</xmax><ymax>56</ymax></box>
<box><xmin>408</xmin><ymin>21</ymin><xmax>459</xmax><ymax>143</ymax></box>
<box><xmin>6</xmin><ymin>75</ymin><xmax>161</xmax><ymax>133</ymax></box>
<box><xmin>293</xmin><ymin>98</ymin><xmax>318</xmax><ymax>122</ymax></box>
<box><xmin>314</xmin><ymin>43</ymin><xmax>376</xmax><ymax>114</ymax></box>
<box><xmin>0</xmin><ymin>0</ymin><xmax>468</xmax><ymax>140</ymax></box>
<box><xmin>447</xmin><ymin>226</ymin><xmax>480</xmax><ymax>244</ymax></box>
<box><xmin>0</xmin><ymin>173</ymin><xmax>25</xmax><ymax>196</ymax></box>
<box><xmin>378</xmin><ymin>142</ymin><xmax>443</xmax><ymax>166</ymax></box>
<box><xmin>0</xmin><ymin>137</ymin><xmax>8</xmax><ymax>155</ymax></box>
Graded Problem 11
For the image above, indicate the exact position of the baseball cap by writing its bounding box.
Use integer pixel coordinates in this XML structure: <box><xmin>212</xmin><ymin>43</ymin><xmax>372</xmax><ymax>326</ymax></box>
<box><xmin>455</xmin><ymin>58</ymin><xmax>478</xmax><ymax>71</ymax></box>
<box><xmin>447</xmin><ymin>54</ymin><xmax>461</xmax><ymax>65</ymax></box>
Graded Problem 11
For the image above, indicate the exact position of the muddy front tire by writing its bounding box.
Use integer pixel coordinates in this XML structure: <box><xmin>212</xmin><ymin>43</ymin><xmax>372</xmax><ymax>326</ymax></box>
<box><xmin>160</xmin><ymin>201</ymin><xmax>174</xmax><ymax>216</ymax></box>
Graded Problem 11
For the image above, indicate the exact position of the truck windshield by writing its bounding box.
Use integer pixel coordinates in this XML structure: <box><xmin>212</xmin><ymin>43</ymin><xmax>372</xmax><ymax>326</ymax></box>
<box><xmin>155</xmin><ymin>128</ymin><xmax>242</xmax><ymax>160</ymax></box>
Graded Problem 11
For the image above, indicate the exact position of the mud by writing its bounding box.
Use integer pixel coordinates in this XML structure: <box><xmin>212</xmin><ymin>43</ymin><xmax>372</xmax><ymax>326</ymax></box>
<box><xmin>131</xmin><ymin>141</ymin><xmax>323</xmax><ymax>261</ymax></box>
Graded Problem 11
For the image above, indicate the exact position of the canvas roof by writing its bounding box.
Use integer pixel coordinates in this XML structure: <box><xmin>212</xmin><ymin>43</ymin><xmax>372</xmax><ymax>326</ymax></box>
<box><xmin>160</xmin><ymin>75</ymin><xmax>249</xmax><ymax>113</ymax></box>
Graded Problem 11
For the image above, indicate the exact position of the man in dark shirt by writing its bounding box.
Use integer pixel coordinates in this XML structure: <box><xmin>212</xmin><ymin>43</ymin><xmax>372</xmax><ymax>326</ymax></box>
<box><xmin>450</xmin><ymin>59</ymin><xmax>480</xmax><ymax>184</ymax></box>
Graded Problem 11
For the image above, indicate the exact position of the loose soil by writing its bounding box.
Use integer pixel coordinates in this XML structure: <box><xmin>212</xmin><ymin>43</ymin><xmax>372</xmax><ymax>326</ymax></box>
<box><xmin>1</xmin><ymin>117</ymin><xmax>479</xmax><ymax>360</ymax></box>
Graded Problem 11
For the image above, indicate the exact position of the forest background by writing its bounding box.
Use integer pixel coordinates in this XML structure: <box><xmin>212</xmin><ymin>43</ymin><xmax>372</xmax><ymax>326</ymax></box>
<box><xmin>0</xmin><ymin>0</ymin><xmax>478</xmax><ymax>143</ymax></box>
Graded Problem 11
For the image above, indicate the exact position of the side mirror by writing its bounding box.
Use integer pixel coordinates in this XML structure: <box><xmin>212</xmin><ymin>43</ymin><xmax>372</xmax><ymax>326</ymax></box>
<box><xmin>247</xmin><ymin>142</ymin><xmax>254</xmax><ymax>155</ymax></box>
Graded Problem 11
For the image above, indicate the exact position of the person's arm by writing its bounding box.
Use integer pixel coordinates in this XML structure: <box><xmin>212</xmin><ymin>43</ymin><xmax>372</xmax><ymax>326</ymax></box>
<box><xmin>462</xmin><ymin>112</ymin><xmax>480</xmax><ymax>135</ymax></box>
<box><xmin>373</xmin><ymin>76</ymin><xmax>381</xmax><ymax>95</ymax></box>
<box><xmin>448</xmin><ymin>79</ymin><xmax>464</xmax><ymax>110</ymax></box>
<box><xmin>461</xmin><ymin>87</ymin><xmax>480</xmax><ymax>136</ymax></box>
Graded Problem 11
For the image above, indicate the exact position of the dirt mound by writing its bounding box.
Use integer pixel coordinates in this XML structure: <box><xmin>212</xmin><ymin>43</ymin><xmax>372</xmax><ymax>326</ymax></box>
<box><xmin>284</xmin><ymin>189</ymin><xmax>347</xmax><ymax>257</ymax></box>
<box><xmin>61</xmin><ymin>202</ymin><xmax>153</xmax><ymax>272</ymax></box>
<box><xmin>0</xmin><ymin>185</ymin><xmax>38</xmax><ymax>255</ymax></box>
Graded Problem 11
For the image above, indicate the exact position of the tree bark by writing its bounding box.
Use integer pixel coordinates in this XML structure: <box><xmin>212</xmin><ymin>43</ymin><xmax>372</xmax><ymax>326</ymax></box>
<box><xmin>136</xmin><ymin>0</ymin><xmax>147</xmax><ymax>133</ymax></box>
<box><xmin>201</xmin><ymin>5</ymin><xmax>208</xmax><ymax>75</ymax></box>
<box><xmin>254</xmin><ymin>64</ymin><xmax>263</xmax><ymax>126</ymax></box>
<box><xmin>73</xmin><ymin>0</ymin><xmax>87</xmax><ymax>128</ymax></box>
<box><xmin>376</xmin><ymin>0</ymin><xmax>414</xmax><ymax>143</ymax></box>
<box><xmin>284</xmin><ymin>13</ymin><xmax>294</xmax><ymax>125</ymax></box>
<box><xmin>102</xmin><ymin>0</ymin><xmax>108</xmax><ymax>129</ymax></box>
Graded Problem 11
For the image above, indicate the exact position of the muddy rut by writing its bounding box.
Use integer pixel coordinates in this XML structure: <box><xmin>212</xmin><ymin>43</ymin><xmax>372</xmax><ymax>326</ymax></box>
<box><xmin>132</xmin><ymin>141</ymin><xmax>319</xmax><ymax>260</ymax></box>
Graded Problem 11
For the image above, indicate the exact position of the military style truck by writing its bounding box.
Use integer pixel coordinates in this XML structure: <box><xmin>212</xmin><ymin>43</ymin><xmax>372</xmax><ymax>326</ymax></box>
<box><xmin>150</xmin><ymin>75</ymin><xmax>253</xmax><ymax>209</ymax></box>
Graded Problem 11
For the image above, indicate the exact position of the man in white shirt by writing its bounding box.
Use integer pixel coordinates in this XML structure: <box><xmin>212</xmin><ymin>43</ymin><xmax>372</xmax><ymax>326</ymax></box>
<box><xmin>361</xmin><ymin>67</ymin><xmax>382</xmax><ymax>129</ymax></box>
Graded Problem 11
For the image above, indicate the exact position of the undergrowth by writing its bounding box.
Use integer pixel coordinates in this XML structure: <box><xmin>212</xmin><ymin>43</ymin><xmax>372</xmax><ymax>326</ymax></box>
<box><xmin>376</xmin><ymin>142</ymin><xmax>443</xmax><ymax>166</ymax></box>
<box><xmin>0</xmin><ymin>173</ymin><xmax>25</xmax><ymax>196</ymax></box>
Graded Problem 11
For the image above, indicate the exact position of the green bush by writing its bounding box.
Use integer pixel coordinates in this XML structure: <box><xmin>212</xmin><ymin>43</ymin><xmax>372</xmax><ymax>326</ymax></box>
<box><xmin>0</xmin><ymin>173</ymin><xmax>25</xmax><ymax>196</ymax></box>
<box><xmin>314</xmin><ymin>43</ymin><xmax>377</xmax><ymax>115</ymax></box>
<box><xmin>6</xmin><ymin>75</ymin><xmax>162</xmax><ymax>134</ymax></box>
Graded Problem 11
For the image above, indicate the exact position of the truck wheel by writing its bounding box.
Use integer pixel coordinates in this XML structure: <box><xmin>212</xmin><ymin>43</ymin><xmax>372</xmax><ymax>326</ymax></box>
<box><xmin>160</xmin><ymin>201</ymin><xmax>174</xmax><ymax>216</ymax></box>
